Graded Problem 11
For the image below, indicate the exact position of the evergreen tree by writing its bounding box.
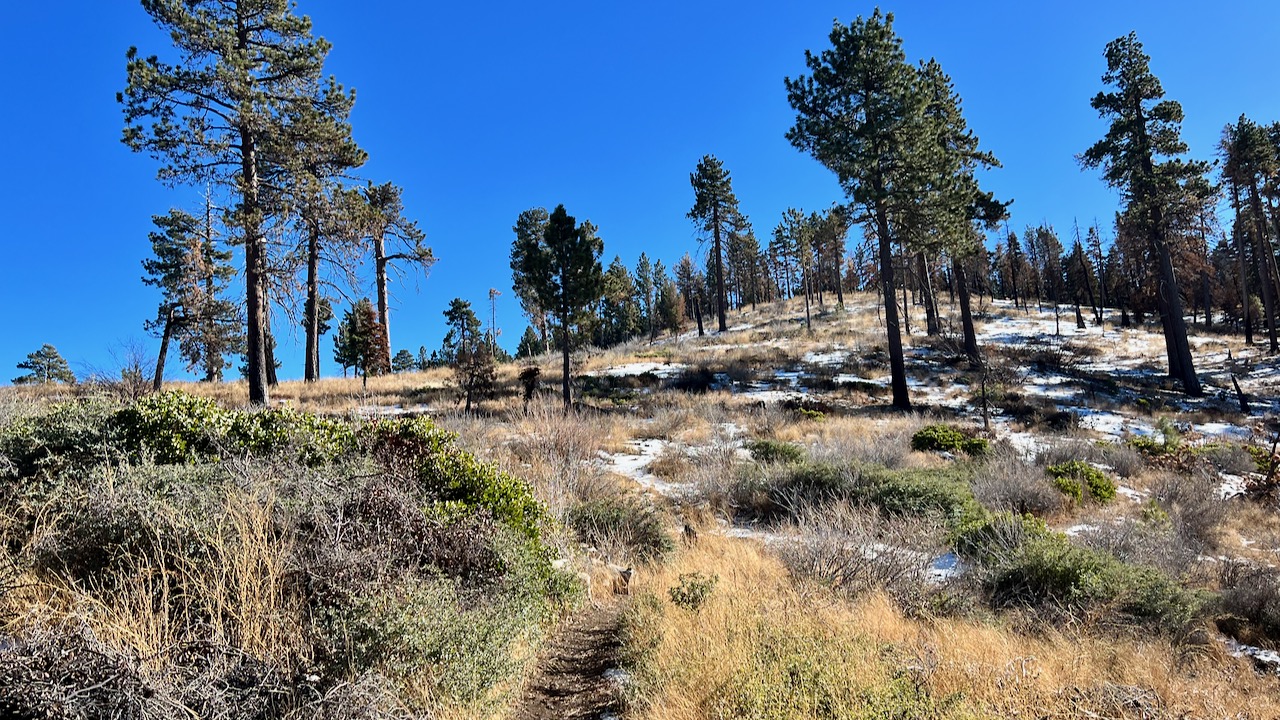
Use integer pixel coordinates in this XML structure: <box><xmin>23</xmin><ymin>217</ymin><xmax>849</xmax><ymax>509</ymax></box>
<box><xmin>332</xmin><ymin>298</ymin><xmax>387</xmax><ymax>385</ymax></box>
<box><xmin>361</xmin><ymin>182</ymin><xmax>434</xmax><ymax>357</ymax></box>
<box><xmin>515</xmin><ymin>326</ymin><xmax>542</xmax><ymax>360</ymax></box>
<box><xmin>122</xmin><ymin>0</ymin><xmax>359</xmax><ymax>405</ymax></box>
<box><xmin>1081</xmin><ymin>32</ymin><xmax>1204</xmax><ymax>394</ymax></box>
<box><xmin>688</xmin><ymin>155</ymin><xmax>741</xmax><ymax>332</ymax></box>
<box><xmin>600</xmin><ymin>257</ymin><xmax>640</xmax><ymax>346</ymax></box>
<box><xmin>13</xmin><ymin>344</ymin><xmax>75</xmax><ymax>385</ymax></box>
<box><xmin>1220</xmin><ymin>115</ymin><xmax>1279</xmax><ymax>351</ymax></box>
<box><xmin>441</xmin><ymin>298</ymin><xmax>494</xmax><ymax>412</ymax></box>
<box><xmin>635</xmin><ymin>253</ymin><xmax>655</xmax><ymax>341</ymax></box>
<box><xmin>509</xmin><ymin>204</ymin><xmax>605</xmax><ymax>410</ymax></box>
<box><xmin>392</xmin><ymin>349</ymin><xmax>417</xmax><ymax>373</ymax></box>
<box><xmin>141</xmin><ymin>203</ymin><xmax>242</xmax><ymax>389</ymax></box>
<box><xmin>786</xmin><ymin>10</ymin><xmax>927</xmax><ymax>409</ymax></box>
<box><xmin>510</xmin><ymin>208</ymin><xmax>552</xmax><ymax>353</ymax></box>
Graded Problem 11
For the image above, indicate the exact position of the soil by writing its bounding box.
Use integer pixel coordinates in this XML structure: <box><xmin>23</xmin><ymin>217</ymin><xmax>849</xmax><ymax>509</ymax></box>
<box><xmin>514</xmin><ymin>602</ymin><xmax>627</xmax><ymax>720</ymax></box>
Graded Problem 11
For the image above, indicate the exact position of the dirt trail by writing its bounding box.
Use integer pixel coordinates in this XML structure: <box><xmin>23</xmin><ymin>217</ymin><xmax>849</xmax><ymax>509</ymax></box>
<box><xmin>514</xmin><ymin>602</ymin><xmax>627</xmax><ymax>720</ymax></box>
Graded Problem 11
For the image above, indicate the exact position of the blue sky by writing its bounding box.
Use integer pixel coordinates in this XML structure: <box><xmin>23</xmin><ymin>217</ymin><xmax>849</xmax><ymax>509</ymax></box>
<box><xmin>2</xmin><ymin>1</ymin><xmax>1278</xmax><ymax>383</ymax></box>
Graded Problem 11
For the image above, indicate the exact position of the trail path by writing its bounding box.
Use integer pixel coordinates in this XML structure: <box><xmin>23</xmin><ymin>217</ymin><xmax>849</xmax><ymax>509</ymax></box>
<box><xmin>514</xmin><ymin>602</ymin><xmax>626</xmax><ymax>720</ymax></box>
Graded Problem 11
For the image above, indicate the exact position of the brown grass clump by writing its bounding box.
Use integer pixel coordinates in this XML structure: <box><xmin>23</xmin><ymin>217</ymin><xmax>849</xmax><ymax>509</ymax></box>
<box><xmin>621</xmin><ymin>533</ymin><xmax>1280</xmax><ymax>720</ymax></box>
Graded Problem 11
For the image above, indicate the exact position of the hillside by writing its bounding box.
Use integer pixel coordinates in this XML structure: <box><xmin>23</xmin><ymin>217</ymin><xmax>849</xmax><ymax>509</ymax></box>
<box><xmin>4</xmin><ymin>293</ymin><xmax>1280</xmax><ymax>718</ymax></box>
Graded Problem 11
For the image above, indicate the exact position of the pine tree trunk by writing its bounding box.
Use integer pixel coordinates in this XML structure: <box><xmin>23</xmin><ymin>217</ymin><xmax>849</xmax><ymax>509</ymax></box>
<box><xmin>1075</xmin><ymin>303</ymin><xmax>1086</xmax><ymax>330</ymax></box>
<box><xmin>1248</xmin><ymin>183</ymin><xmax>1279</xmax><ymax>353</ymax></box>
<box><xmin>953</xmin><ymin>257</ymin><xmax>980</xmax><ymax>366</ymax></box>
<box><xmin>1151</xmin><ymin>206</ymin><xmax>1202</xmax><ymax>395</ymax></box>
<box><xmin>900</xmin><ymin>255</ymin><xmax>912</xmax><ymax>337</ymax></box>
<box><xmin>561</xmin><ymin>315</ymin><xmax>572</xmax><ymax>412</ymax></box>
<box><xmin>874</xmin><ymin>195</ymin><xmax>910</xmax><ymax>410</ymax></box>
<box><xmin>241</xmin><ymin>126</ymin><xmax>269</xmax><ymax>406</ymax></box>
<box><xmin>803</xmin><ymin>270</ymin><xmax>812</xmax><ymax>332</ymax></box>
<box><xmin>304</xmin><ymin>222</ymin><xmax>321</xmax><ymax>382</ymax></box>
<box><xmin>153</xmin><ymin>306</ymin><xmax>176</xmax><ymax>392</ymax></box>
<box><xmin>695</xmin><ymin>294</ymin><xmax>705</xmax><ymax>337</ymax></box>
<box><xmin>374</xmin><ymin>232</ymin><xmax>394</xmax><ymax>358</ymax></box>
<box><xmin>1201</xmin><ymin>271</ymin><xmax>1213</xmax><ymax>329</ymax></box>
<box><xmin>712</xmin><ymin>206</ymin><xmax>727</xmax><ymax>332</ymax></box>
<box><xmin>917</xmin><ymin>252</ymin><xmax>939</xmax><ymax>336</ymax></box>
<box><xmin>1232</xmin><ymin>185</ymin><xmax>1254</xmax><ymax>345</ymax></box>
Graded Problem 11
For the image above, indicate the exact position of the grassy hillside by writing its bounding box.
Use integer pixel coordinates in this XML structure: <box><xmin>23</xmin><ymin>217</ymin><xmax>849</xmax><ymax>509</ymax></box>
<box><xmin>4</xmin><ymin>293</ymin><xmax>1280</xmax><ymax>718</ymax></box>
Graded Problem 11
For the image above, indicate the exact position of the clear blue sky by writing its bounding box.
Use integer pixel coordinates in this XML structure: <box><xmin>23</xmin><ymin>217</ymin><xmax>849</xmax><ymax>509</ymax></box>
<box><xmin>2</xmin><ymin>1</ymin><xmax>1277</xmax><ymax>383</ymax></box>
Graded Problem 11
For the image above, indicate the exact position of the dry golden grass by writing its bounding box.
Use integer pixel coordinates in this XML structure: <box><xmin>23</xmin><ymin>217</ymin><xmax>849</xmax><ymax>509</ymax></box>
<box><xmin>624</xmin><ymin>533</ymin><xmax>1280</xmax><ymax>720</ymax></box>
<box><xmin>8</xmin><ymin>488</ymin><xmax>308</xmax><ymax>670</ymax></box>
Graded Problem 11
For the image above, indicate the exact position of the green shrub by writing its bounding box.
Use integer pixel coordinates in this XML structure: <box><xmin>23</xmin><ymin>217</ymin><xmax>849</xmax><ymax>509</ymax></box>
<box><xmin>1047</xmin><ymin>460</ymin><xmax>1116</xmax><ymax>503</ymax></box>
<box><xmin>362</xmin><ymin>417</ymin><xmax>547</xmax><ymax>543</ymax></box>
<box><xmin>797</xmin><ymin>407</ymin><xmax>825</xmax><ymax>422</ymax></box>
<box><xmin>855</xmin><ymin>465</ymin><xmax>983</xmax><ymax>525</ymax></box>
<box><xmin>0</xmin><ymin>398</ymin><xmax>117</xmax><ymax>480</ymax></box>
<box><xmin>110</xmin><ymin>391</ymin><xmax>230</xmax><ymax>464</ymax></box>
<box><xmin>746</xmin><ymin>439</ymin><xmax>804</xmax><ymax>465</ymax></box>
<box><xmin>668</xmin><ymin>572</ymin><xmax>718</xmax><ymax>611</ymax></box>
<box><xmin>227</xmin><ymin>407</ymin><xmax>355</xmax><ymax>465</ymax></box>
<box><xmin>911</xmin><ymin>424</ymin><xmax>986</xmax><ymax>456</ymax></box>
<box><xmin>567</xmin><ymin>497</ymin><xmax>673</xmax><ymax>561</ymax></box>
<box><xmin>956</xmin><ymin>513</ymin><xmax>1204</xmax><ymax>629</ymax></box>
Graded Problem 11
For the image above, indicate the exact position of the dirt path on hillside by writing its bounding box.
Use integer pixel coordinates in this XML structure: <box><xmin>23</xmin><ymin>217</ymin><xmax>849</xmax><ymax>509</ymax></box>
<box><xmin>514</xmin><ymin>602</ymin><xmax>627</xmax><ymax>720</ymax></box>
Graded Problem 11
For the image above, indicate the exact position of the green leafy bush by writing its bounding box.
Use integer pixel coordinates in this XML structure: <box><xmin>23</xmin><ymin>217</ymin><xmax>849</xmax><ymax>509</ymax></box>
<box><xmin>956</xmin><ymin>513</ymin><xmax>1205</xmax><ymax>630</ymax></box>
<box><xmin>227</xmin><ymin>407</ymin><xmax>354</xmax><ymax>465</ymax></box>
<box><xmin>745</xmin><ymin>438</ymin><xmax>804</xmax><ymax>465</ymax></box>
<box><xmin>668</xmin><ymin>572</ymin><xmax>718</xmax><ymax>611</ymax></box>
<box><xmin>911</xmin><ymin>424</ymin><xmax>987</xmax><ymax>456</ymax></box>
<box><xmin>110</xmin><ymin>391</ymin><xmax>230</xmax><ymax>464</ymax></box>
<box><xmin>1047</xmin><ymin>460</ymin><xmax>1116</xmax><ymax>503</ymax></box>
<box><xmin>567</xmin><ymin>496</ymin><xmax>673</xmax><ymax>561</ymax></box>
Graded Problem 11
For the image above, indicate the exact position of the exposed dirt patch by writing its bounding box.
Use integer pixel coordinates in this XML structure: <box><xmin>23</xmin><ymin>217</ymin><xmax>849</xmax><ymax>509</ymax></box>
<box><xmin>514</xmin><ymin>602</ymin><xmax>626</xmax><ymax>719</ymax></box>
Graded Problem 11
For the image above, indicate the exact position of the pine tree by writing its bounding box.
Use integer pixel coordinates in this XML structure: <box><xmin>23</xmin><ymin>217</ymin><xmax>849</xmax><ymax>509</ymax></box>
<box><xmin>122</xmin><ymin>0</ymin><xmax>359</xmax><ymax>405</ymax></box>
<box><xmin>688</xmin><ymin>155</ymin><xmax>742</xmax><ymax>332</ymax></box>
<box><xmin>361</xmin><ymin>182</ymin><xmax>434</xmax><ymax>357</ymax></box>
<box><xmin>509</xmin><ymin>205</ymin><xmax>605</xmax><ymax>410</ymax></box>
<box><xmin>515</xmin><ymin>326</ymin><xmax>543</xmax><ymax>360</ymax></box>
<box><xmin>141</xmin><ymin>204</ymin><xmax>242</xmax><ymax>389</ymax></box>
<box><xmin>13</xmin><ymin>344</ymin><xmax>76</xmax><ymax>385</ymax></box>
<box><xmin>1220</xmin><ymin>115</ymin><xmax>1279</xmax><ymax>352</ymax></box>
<box><xmin>1081</xmin><ymin>32</ymin><xmax>1205</xmax><ymax>394</ymax></box>
<box><xmin>392</xmin><ymin>349</ymin><xmax>417</xmax><ymax>373</ymax></box>
<box><xmin>511</xmin><ymin>208</ymin><xmax>552</xmax><ymax>353</ymax></box>
<box><xmin>600</xmin><ymin>257</ymin><xmax>639</xmax><ymax>347</ymax></box>
<box><xmin>441</xmin><ymin>298</ymin><xmax>494</xmax><ymax>412</ymax></box>
<box><xmin>630</xmin><ymin>253</ymin><xmax>652</xmax><ymax>341</ymax></box>
<box><xmin>786</xmin><ymin>10</ymin><xmax>927</xmax><ymax>409</ymax></box>
<box><xmin>332</xmin><ymin>298</ymin><xmax>387</xmax><ymax>386</ymax></box>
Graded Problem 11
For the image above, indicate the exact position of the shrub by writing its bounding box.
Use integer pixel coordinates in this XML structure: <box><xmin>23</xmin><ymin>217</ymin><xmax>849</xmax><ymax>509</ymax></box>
<box><xmin>1047</xmin><ymin>460</ymin><xmax>1115</xmax><ymax>503</ymax></box>
<box><xmin>1219</xmin><ymin>561</ymin><xmax>1280</xmax><ymax>645</ymax></box>
<box><xmin>956</xmin><ymin>513</ymin><xmax>1204</xmax><ymax>630</ymax></box>
<box><xmin>0</xmin><ymin>397</ymin><xmax>116</xmax><ymax>481</ymax></box>
<box><xmin>781</xmin><ymin>501</ymin><xmax>944</xmax><ymax>609</ymax></box>
<box><xmin>745</xmin><ymin>438</ymin><xmax>804</xmax><ymax>465</ymax></box>
<box><xmin>1150</xmin><ymin>470</ymin><xmax>1225</xmax><ymax>549</ymax></box>
<box><xmin>567</xmin><ymin>496</ymin><xmax>673</xmax><ymax>562</ymax></box>
<box><xmin>668</xmin><ymin>572</ymin><xmax>718</xmax><ymax>611</ymax></box>
<box><xmin>911</xmin><ymin>424</ymin><xmax>987</xmax><ymax>456</ymax></box>
<box><xmin>227</xmin><ymin>406</ymin><xmax>355</xmax><ymax>465</ymax></box>
<box><xmin>972</xmin><ymin>452</ymin><xmax>1065</xmax><ymax>517</ymax></box>
<box><xmin>110</xmin><ymin>391</ymin><xmax>230</xmax><ymax>464</ymax></box>
<box><xmin>797</xmin><ymin>407</ymin><xmax>825</xmax><ymax>423</ymax></box>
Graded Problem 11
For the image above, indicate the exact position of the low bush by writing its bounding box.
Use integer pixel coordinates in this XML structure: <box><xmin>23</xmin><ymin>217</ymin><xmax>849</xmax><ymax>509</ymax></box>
<box><xmin>1218</xmin><ymin>560</ymin><xmax>1280</xmax><ymax>646</ymax></box>
<box><xmin>1047</xmin><ymin>460</ymin><xmax>1116</xmax><ymax>504</ymax></box>
<box><xmin>668</xmin><ymin>572</ymin><xmax>718</xmax><ymax>611</ymax></box>
<box><xmin>745</xmin><ymin>438</ymin><xmax>804</xmax><ymax>465</ymax></box>
<box><xmin>567</xmin><ymin>496</ymin><xmax>673</xmax><ymax>562</ymax></box>
<box><xmin>1036</xmin><ymin>439</ymin><xmax>1144</xmax><ymax>478</ymax></box>
<box><xmin>780</xmin><ymin>501</ymin><xmax>945</xmax><ymax>609</ymax></box>
<box><xmin>956</xmin><ymin>513</ymin><xmax>1205</xmax><ymax>630</ymax></box>
<box><xmin>972</xmin><ymin>452</ymin><xmax>1065</xmax><ymax>517</ymax></box>
<box><xmin>757</xmin><ymin>461</ymin><xmax>982</xmax><ymax>529</ymax></box>
<box><xmin>911</xmin><ymin>424</ymin><xmax>987</xmax><ymax>456</ymax></box>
